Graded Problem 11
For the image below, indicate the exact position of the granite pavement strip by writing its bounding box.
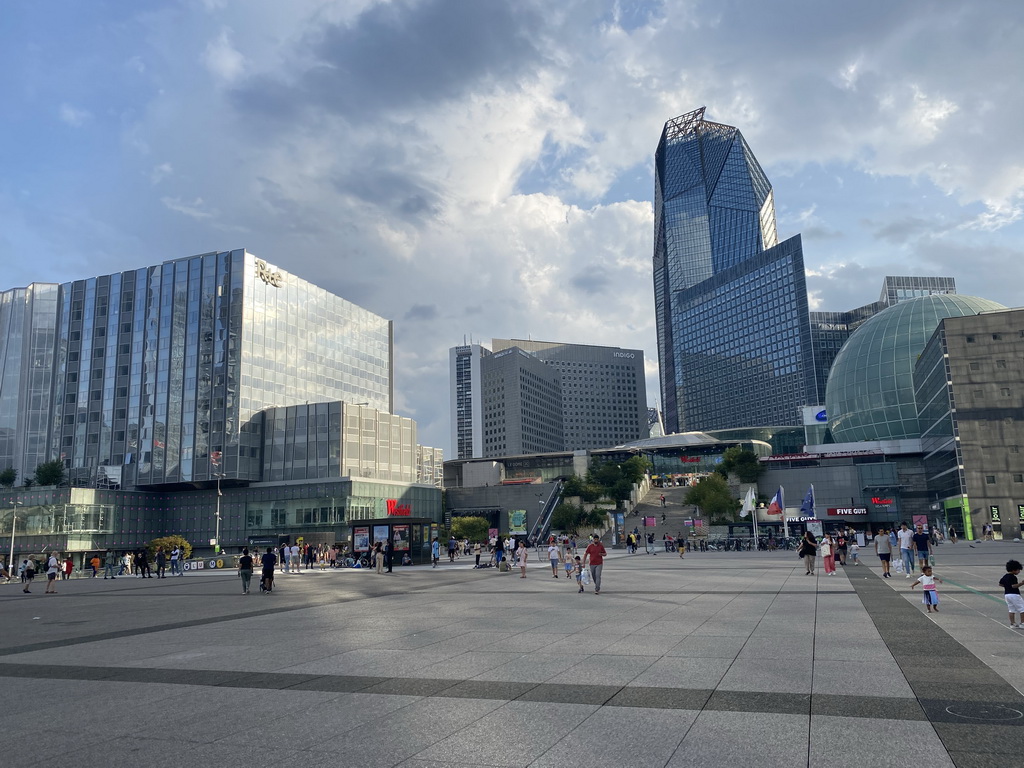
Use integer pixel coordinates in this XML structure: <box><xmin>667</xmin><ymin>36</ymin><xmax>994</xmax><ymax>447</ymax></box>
<box><xmin>3</xmin><ymin>546</ymin><xmax>1024</xmax><ymax>767</ymax></box>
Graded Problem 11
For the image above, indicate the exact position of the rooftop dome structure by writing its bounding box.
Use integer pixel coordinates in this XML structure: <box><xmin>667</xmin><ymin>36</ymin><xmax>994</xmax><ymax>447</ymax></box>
<box><xmin>825</xmin><ymin>294</ymin><xmax>1006</xmax><ymax>443</ymax></box>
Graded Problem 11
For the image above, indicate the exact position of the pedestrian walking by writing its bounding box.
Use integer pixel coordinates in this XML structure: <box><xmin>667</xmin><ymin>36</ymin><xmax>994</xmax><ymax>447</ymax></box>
<box><xmin>238</xmin><ymin>548</ymin><xmax>254</xmax><ymax>594</ymax></box>
<box><xmin>910</xmin><ymin>565</ymin><xmax>942</xmax><ymax>613</ymax></box>
<box><xmin>912</xmin><ymin>524</ymin><xmax>932</xmax><ymax>571</ymax></box>
<box><xmin>548</xmin><ymin>541</ymin><xmax>560</xmax><ymax>577</ymax></box>
<box><xmin>431</xmin><ymin>537</ymin><xmax>440</xmax><ymax>567</ymax></box>
<box><xmin>45</xmin><ymin>551</ymin><xmax>59</xmax><ymax>594</ymax></box>
<box><xmin>103</xmin><ymin>552</ymin><xmax>117</xmax><ymax>579</ymax></box>
<box><xmin>799</xmin><ymin>532</ymin><xmax>818</xmax><ymax>575</ymax></box>
<box><xmin>583</xmin><ymin>534</ymin><xmax>607</xmax><ymax>594</ymax></box>
<box><xmin>949</xmin><ymin>526</ymin><xmax>958</xmax><ymax>544</ymax></box>
<box><xmin>155</xmin><ymin>546</ymin><xmax>167</xmax><ymax>578</ymax></box>
<box><xmin>448</xmin><ymin>536</ymin><xmax>457</xmax><ymax>562</ymax></box>
<box><xmin>62</xmin><ymin>556</ymin><xmax>73</xmax><ymax>580</ymax></box>
<box><xmin>373</xmin><ymin>542</ymin><xmax>385</xmax><ymax>574</ymax></box>
<box><xmin>573</xmin><ymin>555</ymin><xmax>584</xmax><ymax>593</ymax></box>
<box><xmin>516</xmin><ymin>540</ymin><xmax>528</xmax><ymax>578</ymax></box>
<box><xmin>170</xmin><ymin>546</ymin><xmax>181</xmax><ymax>575</ymax></box>
<box><xmin>1000</xmin><ymin>560</ymin><xmax>1024</xmax><ymax>628</ymax></box>
<box><xmin>849</xmin><ymin>539</ymin><xmax>860</xmax><ymax>565</ymax></box>
<box><xmin>874</xmin><ymin>528</ymin><xmax>893</xmax><ymax>577</ymax></box>
<box><xmin>897</xmin><ymin>523</ymin><xmax>915</xmax><ymax>577</ymax></box>
<box><xmin>835</xmin><ymin>533</ymin><xmax>848</xmax><ymax>566</ymax></box>
<box><xmin>260</xmin><ymin>547</ymin><xmax>276</xmax><ymax>593</ymax></box>
<box><xmin>821</xmin><ymin>534</ymin><xmax>836</xmax><ymax>575</ymax></box>
<box><xmin>493</xmin><ymin>536</ymin><xmax>504</xmax><ymax>569</ymax></box>
<box><xmin>22</xmin><ymin>559</ymin><xmax>35</xmax><ymax>593</ymax></box>
<box><xmin>473</xmin><ymin>540</ymin><xmax>482</xmax><ymax>567</ymax></box>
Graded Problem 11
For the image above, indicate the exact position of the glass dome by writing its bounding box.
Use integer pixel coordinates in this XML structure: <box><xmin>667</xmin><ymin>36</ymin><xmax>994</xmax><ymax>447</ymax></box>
<box><xmin>825</xmin><ymin>294</ymin><xmax>1006</xmax><ymax>443</ymax></box>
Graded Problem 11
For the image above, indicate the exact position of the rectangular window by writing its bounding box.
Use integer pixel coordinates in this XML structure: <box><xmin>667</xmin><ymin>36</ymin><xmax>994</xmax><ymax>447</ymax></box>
<box><xmin>986</xmin><ymin>475</ymin><xmax>997</xmax><ymax>484</ymax></box>
<box><xmin>1014</xmin><ymin>474</ymin><xmax>1023</xmax><ymax>483</ymax></box>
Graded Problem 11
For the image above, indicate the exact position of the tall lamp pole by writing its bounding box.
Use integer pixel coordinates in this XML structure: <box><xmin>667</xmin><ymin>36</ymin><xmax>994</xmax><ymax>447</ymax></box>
<box><xmin>211</xmin><ymin>451</ymin><xmax>223</xmax><ymax>553</ymax></box>
<box><xmin>8</xmin><ymin>501</ymin><xmax>23</xmax><ymax>573</ymax></box>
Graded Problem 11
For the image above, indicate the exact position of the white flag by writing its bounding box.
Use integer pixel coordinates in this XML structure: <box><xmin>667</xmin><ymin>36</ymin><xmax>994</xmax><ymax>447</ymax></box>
<box><xmin>739</xmin><ymin>487</ymin><xmax>755</xmax><ymax>518</ymax></box>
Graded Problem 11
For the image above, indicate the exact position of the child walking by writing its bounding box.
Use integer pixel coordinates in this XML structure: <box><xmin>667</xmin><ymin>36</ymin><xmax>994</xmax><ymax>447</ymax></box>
<box><xmin>910</xmin><ymin>565</ymin><xmax>943</xmax><ymax>613</ymax></box>
<box><xmin>573</xmin><ymin>556</ymin><xmax>584</xmax><ymax>594</ymax></box>
<box><xmin>1000</xmin><ymin>559</ymin><xmax>1024</xmax><ymax>628</ymax></box>
<box><xmin>849</xmin><ymin>540</ymin><xmax>860</xmax><ymax>565</ymax></box>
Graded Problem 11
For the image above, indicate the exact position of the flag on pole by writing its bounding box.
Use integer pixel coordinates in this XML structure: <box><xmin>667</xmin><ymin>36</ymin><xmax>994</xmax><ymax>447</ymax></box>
<box><xmin>799</xmin><ymin>485</ymin><xmax>816</xmax><ymax>518</ymax></box>
<box><xmin>766</xmin><ymin>487</ymin><xmax>784</xmax><ymax>515</ymax></box>
<box><xmin>739</xmin><ymin>487</ymin><xmax>756</xmax><ymax>518</ymax></box>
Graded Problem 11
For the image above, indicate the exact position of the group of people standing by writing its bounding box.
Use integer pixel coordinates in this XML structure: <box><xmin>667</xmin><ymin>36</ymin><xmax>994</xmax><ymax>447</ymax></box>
<box><xmin>798</xmin><ymin>531</ymin><xmax>857</xmax><ymax>575</ymax></box>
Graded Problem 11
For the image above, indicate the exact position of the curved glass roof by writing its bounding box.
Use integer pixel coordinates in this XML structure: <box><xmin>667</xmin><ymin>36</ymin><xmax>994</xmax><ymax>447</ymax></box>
<box><xmin>825</xmin><ymin>294</ymin><xmax>1005</xmax><ymax>442</ymax></box>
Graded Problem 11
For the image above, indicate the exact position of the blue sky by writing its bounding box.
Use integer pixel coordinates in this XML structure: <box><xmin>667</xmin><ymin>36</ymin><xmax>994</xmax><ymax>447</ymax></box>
<box><xmin>2</xmin><ymin>0</ymin><xmax>1023</xmax><ymax>454</ymax></box>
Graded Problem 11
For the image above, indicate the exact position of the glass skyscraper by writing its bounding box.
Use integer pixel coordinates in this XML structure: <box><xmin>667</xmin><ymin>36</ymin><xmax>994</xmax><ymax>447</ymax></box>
<box><xmin>0</xmin><ymin>250</ymin><xmax>393</xmax><ymax>490</ymax></box>
<box><xmin>654</xmin><ymin>107</ymin><xmax>816</xmax><ymax>433</ymax></box>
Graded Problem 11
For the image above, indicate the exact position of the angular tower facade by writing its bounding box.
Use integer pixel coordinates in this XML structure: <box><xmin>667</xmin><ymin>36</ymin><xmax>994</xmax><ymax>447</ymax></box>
<box><xmin>654</xmin><ymin>107</ymin><xmax>817</xmax><ymax>433</ymax></box>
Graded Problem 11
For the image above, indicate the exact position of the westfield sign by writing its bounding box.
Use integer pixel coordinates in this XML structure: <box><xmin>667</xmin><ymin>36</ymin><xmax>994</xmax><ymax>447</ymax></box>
<box><xmin>386</xmin><ymin>499</ymin><xmax>411</xmax><ymax>516</ymax></box>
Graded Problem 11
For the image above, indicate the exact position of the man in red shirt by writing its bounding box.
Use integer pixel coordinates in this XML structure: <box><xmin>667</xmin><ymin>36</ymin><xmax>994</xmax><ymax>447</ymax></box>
<box><xmin>583</xmin><ymin>534</ymin><xmax>607</xmax><ymax>594</ymax></box>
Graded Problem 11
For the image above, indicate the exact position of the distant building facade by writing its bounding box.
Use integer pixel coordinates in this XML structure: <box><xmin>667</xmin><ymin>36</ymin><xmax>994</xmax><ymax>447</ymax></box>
<box><xmin>492</xmin><ymin>339</ymin><xmax>648</xmax><ymax>451</ymax></box>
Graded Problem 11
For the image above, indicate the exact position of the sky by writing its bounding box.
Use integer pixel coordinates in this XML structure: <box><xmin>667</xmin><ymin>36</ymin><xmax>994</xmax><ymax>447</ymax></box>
<box><xmin>2</xmin><ymin>0</ymin><xmax>1024</xmax><ymax>456</ymax></box>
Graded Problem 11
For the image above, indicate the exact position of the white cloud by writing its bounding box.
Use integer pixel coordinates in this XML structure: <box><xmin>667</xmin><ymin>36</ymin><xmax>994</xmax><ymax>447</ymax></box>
<box><xmin>150</xmin><ymin>163</ymin><xmax>174</xmax><ymax>185</ymax></box>
<box><xmin>202</xmin><ymin>28</ymin><xmax>246</xmax><ymax>84</ymax></box>
<box><xmin>58</xmin><ymin>103</ymin><xmax>91</xmax><ymax>127</ymax></box>
<box><xmin>161</xmin><ymin>196</ymin><xmax>216</xmax><ymax>220</ymax></box>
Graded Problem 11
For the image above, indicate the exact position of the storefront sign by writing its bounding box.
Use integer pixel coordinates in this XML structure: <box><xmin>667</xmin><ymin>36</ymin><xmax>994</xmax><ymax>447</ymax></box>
<box><xmin>871</xmin><ymin>497</ymin><xmax>894</xmax><ymax>505</ymax></box>
<box><xmin>827</xmin><ymin>507</ymin><xmax>868</xmax><ymax>516</ymax></box>
<box><xmin>386</xmin><ymin>499</ymin><xmax>411</xmax><ymax>516</ymax></box>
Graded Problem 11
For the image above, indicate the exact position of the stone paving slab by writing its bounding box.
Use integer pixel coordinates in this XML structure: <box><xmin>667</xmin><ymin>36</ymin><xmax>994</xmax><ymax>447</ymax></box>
<box><xmin>7</xmin><ymin>544</ymin><xmax>1024</xmax><ymax>766</ymax></box>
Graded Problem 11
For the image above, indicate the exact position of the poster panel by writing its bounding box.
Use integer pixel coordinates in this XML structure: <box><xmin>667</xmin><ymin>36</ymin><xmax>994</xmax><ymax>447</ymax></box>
<box><xmin>373</xmin><ymin>525</ymin><xmax>390</xmax><ymax>546</ymax></box>
<box><xmin>509</xmin><ymin>510</ymin><xmax>527</xmax><ymax>534</ymax></box>
<box><xmin>353</xmin><ymin>527</ymin><xmax>370</xmax><ymax>552</ymax></box>
<box><xmin>393</xmin><ymin>525</ymin><xmax>410</xmax><ymax>551</ymax></box>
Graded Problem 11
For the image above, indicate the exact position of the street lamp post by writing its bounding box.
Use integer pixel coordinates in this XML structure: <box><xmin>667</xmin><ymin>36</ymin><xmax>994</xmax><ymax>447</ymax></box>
<box><xmin>211</xmin><ymin>450</ymin><xmax>223</xmax><ymax>553</ymax></box>
<box><xmin>8</xmin><ymin>501</ymin><xmax>23</xmax><ymax>574</ymax></box>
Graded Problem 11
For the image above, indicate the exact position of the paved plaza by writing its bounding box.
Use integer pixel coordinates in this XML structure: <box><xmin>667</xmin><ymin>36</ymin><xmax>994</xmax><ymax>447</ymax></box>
<box><xmin>3</xmin><ymin>541</ymin><xmax>1024</xmax><ymax>767</ymax></box>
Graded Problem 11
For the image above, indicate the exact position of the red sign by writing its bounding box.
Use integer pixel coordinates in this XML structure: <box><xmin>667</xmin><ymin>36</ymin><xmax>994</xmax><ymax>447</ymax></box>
<box><xmin>679</xmin><ymin>456</ymin><xmax>701</xmax><ymax>463</ymax></box>
<box><xmin>827</xmin><ymin>507</ymin><xmax>869</xmax><ymax>516</ymax></box>
<box><xmin>871</xmin><ymin>497</ymin><xmax>894</xmax><ymax>505</ymax></box>
<box><xmin>386</xmin><ymin>499</ymin><xmax>411</xmax><ymax>516</ymax></box>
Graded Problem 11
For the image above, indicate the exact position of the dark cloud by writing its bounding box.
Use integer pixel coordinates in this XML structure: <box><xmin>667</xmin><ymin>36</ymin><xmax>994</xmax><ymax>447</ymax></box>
<box><xmin>333</xmin><ymin>167</ymin><xmax>442</xmax><ymax>224</ymax></box>
<box><xmin>570</xmin><ymin>267</ymin><xmax>611</xmax><ymax>295</ymax></box>
<box><xmin>404</xmin><ymin>303</ymin><xmax>439</xmax><ymax>322</ymax></box>
<box><xmin>232</xmin><ymin>0</ymin><xmax>545</xmax><ymax>123</ymax></box>
<box><xmin>868</xmin><ymin>216</ymin><xmax>937</xmax><ymax>245</ymax></box>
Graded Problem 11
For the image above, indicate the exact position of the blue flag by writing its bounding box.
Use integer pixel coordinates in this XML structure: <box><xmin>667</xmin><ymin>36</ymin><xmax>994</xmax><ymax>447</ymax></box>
<box><xmin>799</xmin><ymin>485</ymin><xmax>815</xmax><ymax>517</ymax></box>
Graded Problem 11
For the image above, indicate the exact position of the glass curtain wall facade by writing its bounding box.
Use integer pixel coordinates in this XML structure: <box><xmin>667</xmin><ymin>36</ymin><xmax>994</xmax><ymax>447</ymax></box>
<box><xmin>654</xmin><ymin>106</ymin><xmax>814</xmax><ymax>432</ymax></box>
<box><xmin>810</xmin><ymin>276</ymin><xmax>956</xmax><ymax>404</ymax></box>
<box><xmin>46</xmin><ymin>250</ymin><xmax>392</xmax><ymax>489</ymax></box>
<box><xmin>0</xmin><ymin>284</ymin><xmax>60</xmax><ymax>485</ymax></box>
<box><xmin>450</xmin><ymin>343</ymin><xmax>488</xmax><ymax>459</ymax></box>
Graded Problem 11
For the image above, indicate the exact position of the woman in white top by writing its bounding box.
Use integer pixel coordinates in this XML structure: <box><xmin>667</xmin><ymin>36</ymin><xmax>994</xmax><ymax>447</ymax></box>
<box><xmin>516</xmin><ymin>541</ymin><xmax>528</xmax><ymax>578</ymax></box>
<box><xmin>821</xmin><ymin>534</ymin><xmax>836</xmax><ymax>575</ymax></box>
<box><xmin>45</xmin><ymin>551</ymin><xmax>60</xmax><ymax>593</ymax></box>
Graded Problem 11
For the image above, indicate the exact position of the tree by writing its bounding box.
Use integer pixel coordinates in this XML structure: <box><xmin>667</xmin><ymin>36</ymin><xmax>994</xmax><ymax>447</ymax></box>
<box><xmin>149</xmin><ymin>535</ymin><xmax>192</xmax><ymax>560</ymax></box>
<box><xmin>34</xmin><ymin>459</ymin><xmax>65</xmax><ymax>487</ymax></box>
<box><xmin>22</xmin><ymin>477</ymin><xmax>33</xmax><ymax>489</ymax></box>
<box><xmin>621</xmin><ymin>455</ymin><xmax>651</xmax><ymax>485</ymax></box>
<box><xmin>715</xmin><ymin>447</ymin><xmax>764</xmax><ymax>483</ymax></box>
<box><xmin>0</xmin><ymin>467</ymin><xmax>16</xmax><ymax>488</ymax></box>
<box><xmin>551</xmin><ymin>503</ymin><xmax>609</xmax><ymax>536</ymax></box>
<box><xmin>684</xmin><ymin>474</ymin><xmax>741</xmax><ymax>524</ymax></box>
<box><xmin>450</xmin><ymin>516</ymin><xmax>490</xmax><ymax>542</ymax></box>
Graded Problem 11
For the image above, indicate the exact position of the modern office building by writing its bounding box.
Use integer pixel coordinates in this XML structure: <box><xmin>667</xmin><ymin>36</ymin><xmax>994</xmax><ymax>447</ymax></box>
<box><xmin>809</xmin><ymin>276</ymin><xmax>956</xmax><ymax>404</ymax></box>
<box><xmin>826</xmin><ymin>294</ymin><xmax>1004</xmax><ymax>443</ymax></box>
<box><xmin>491</xmin><ymin>338</ymin><xmax>649</xmax><ymax>451</ymax></box>
<box><xmin>480</xmin><ymin>346</ymin><xmax>563</xmax><ymax>457</ymax></box>
<box><xmin>450</xmin><ymin>343</ymin><xmax>489</xmax><ymax>460</ymax></box>
<box><xmin>0</xmin><ymin>250</ymin><xmax>442</xmax><ymax>563</ymax></box>
<box><xmin>915</xmin><ymin>307</ymin><xmax>1024</xmax><ymax>539</ymax></box>
<box><xmin>653</xmin><ymin>106</ymin><xmax>816</xmax><ymax>433</ymax></box>
<box><xmin>0</xmin><ymin>283</ymin><xmax>60</xmax><ymax>487</ymax></box>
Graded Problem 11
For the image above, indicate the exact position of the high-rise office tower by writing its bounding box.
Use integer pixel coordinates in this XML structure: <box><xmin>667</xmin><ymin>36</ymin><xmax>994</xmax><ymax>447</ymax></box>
<box><xmin>809</xmin><ymin>276</ymin><xmax>956</xmax><ymax>404</ymax></box>
<box><xmin>654</xmin><ymin>107</ymin><xmax>816</xmax><ymax>433</ymax></box>
<box><xmin>450</xmin><ymin>343</ymin><xmax>490</xmax><ymax>459</ymax></box>
<box><xmin>492</xmin><ymin>339</ymin><xmax>648</xmax><ymax>451</ymax></box>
